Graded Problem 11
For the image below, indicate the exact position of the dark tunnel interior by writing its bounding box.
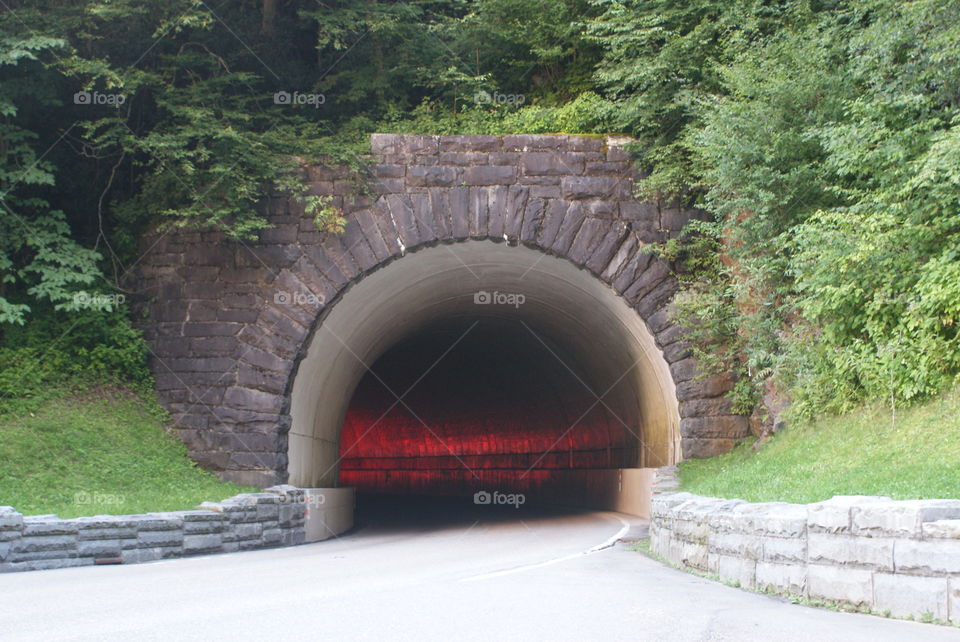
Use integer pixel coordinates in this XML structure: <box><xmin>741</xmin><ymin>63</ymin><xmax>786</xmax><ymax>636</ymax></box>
<box><xmin>337</xmin><ymin>318</ymin><xmax>641</xmax><ymax>502</ymax></box>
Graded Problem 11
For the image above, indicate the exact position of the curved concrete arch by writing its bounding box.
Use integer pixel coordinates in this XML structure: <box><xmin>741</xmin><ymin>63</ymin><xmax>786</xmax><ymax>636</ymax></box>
<box><xmin>287</xmin><ymin>240</ymin><xmax>680</xmax><ymax>487</ymax></box>
<box><xmin>131</xmin><ymin>133</ymin><xmax>749</xmax><ymax>487</ymax></box>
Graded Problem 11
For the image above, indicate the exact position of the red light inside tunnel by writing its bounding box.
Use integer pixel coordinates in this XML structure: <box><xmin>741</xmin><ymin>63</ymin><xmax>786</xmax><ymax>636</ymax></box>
<box><xmin>338</xmin><ymin>321</ymin><xmax>639</xmax><ymax>498</ymax></box>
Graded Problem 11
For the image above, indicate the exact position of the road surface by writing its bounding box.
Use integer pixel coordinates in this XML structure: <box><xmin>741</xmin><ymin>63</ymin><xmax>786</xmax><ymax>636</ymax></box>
<box><xmin>1</xmin><ymin>496</ymin><xmax>957</xmax><ymax>641</ymax></box>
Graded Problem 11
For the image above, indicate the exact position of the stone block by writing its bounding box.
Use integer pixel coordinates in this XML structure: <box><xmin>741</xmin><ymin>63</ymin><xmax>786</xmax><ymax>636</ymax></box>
<box><xmin>371</xmin><ymin>134</ymin><xmax>437</xmax><ymax>155</ymax></box>
<box><xmin>123</xmin><ymin>546</ymin><xmax>181</xmax><ymax>564</ymax></box>
<box><xmin>710</xmin><ymin>532</ymin><xmax>761</xmax><ymax>560</ymax></box>
<box><xmin>502</xmin><ymin>134</ymin><xmax>564</xmax><ymax>151</ymax></box>
<box><xmin>852</xmin><ymin>500</ymin><xmax>960</xmax><ymax>538</ymax></box>
<box><xmin>807</xmin><ymin>565</ymin><xmax>873</xmax><ymax>605</ymax></box>
<box><xmin>807</xmin><ymin>534</ymin><xmax>894</xmax><ymax>571</ymax></box>
<box><xmin>256</xmin><ymin>504</ymin><xmax>280</xmax><ymax>521</ymax></box>
<box><xmin>808</xmin><ymin>496</ymin><xmax>891</xmax><ymax>534</ymax></box>
<box><xmin>406</xmin><ymin>166</ymin><xmax>457</xmax><ymax>188</ymax></box>
<box><xmin>716</xmin><ymin>554</ymin><xmax>756</xmax><ymax>589</ymax></box>
<box><xmin>12</xmin><ymin>535</ymin><xmax>77</xmax><ymax>555</ymax></box>
<box><xmin>262</xmin><ymin>528</ymin><xmax>283</xmax><ymax>545</ymax></box>
<box><xmin>676</xmin><ymin>373</ymin><xmax>734</xmax><ymax>401</ymax></box>
<box><xmin>951</xmin><ymin>579</ymin><xmax>960</xmax><ymax>624</ymax></box>
<box><xmin>183</xmin><ymin>534</ymin><xmax>223</xmax><ymax>554</ymax></box>
<box><xmin>681</xmin><ymin>438</ymin><xmax>735</xmax><ymax>459</ymax></box>
<box><xmin>462</xmin><ymin>166</ymin><xmax>516</xmax><ymax>186</ymax></box>
<box><xmin>873</xmin><ymin>573</ymin><xmax>949</xmax><ymax>620</ymax></box>
<box><xmin>521</xmin><ymin>152</ymin><xmax>585</xmax><ymax>176</ymax></box>
<box><xmin>895</xmin><ymin>539</ymin><xmax>960</xmax><ymax>575</ymax></box>
<box><xmin>139</xmin><ymin>515</ymin><xmax>184</xmax><ymax>531</ymax></box>
<box><xmin>755</xmin><ymin>561</ymin><xmax>806</xmax><ymax>596</ymax></box>
<box><xmin>679</xmin><ymin>540</ymin><xmax>709</xmax><ymax>570</ymax></box>
<box><xmin>923</xmin><ymin>519</ymin><xmax>960</xmax><ymax>540</ymax></box>
<box><xmin>679</xmin><ymin>397</ymin><xmax>733</xmax><ymax>418</ymax></box>
<box><xmin>137</xmin><ymin>529</ymin><xmax>183</xmax><ymax>547</ymax></box>
<box><xmin>680</xmin><ymin>416</ymin><xmax>750</xmax><ymax>440</ymax></box>
<box><xmin>3</xmin><ymin>558</ymin><xmax>90</xmax><ymax>572</ymax></box>
<box><xmin>761</xmin><ymin>536</ymin><xmax>807</xmax><ymax>564</ymax></box>
<box><xmin>77</xmin><ymin>540</ymin><xmax>125</xmax><ymax>558</ymax></box>
<box><xmin>438</xmin><ymin>135</ymin><xmax>500</xmax><ymax>152</ymax></box>
<box><xmin>232</xmin><ymin>522</ymin><xmax>263</xmax><ymax>540</ymax></box>
<box><xmin>561</xmin><ymin>176</ymin><xmax>630</xmax><ymax>200</ymax></box>
<box><xmin>22</xmin><ymin>518</ymin><xmax>78</xmax><ymax>537</ymax></box>
<box><xmin>281</xmin><ymin>529</ymin><xmax>305</xmax><ymax>546</ymax></box>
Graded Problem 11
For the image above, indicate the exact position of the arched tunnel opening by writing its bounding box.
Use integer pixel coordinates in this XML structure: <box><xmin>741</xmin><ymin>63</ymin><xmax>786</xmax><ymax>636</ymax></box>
<box><xmin>287</xmin><ymin>241</ymin><xmax>680</xmax><ymax>523</ymax></box>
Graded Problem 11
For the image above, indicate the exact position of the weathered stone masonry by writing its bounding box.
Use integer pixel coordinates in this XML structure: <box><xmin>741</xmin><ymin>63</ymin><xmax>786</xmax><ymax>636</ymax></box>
<box><xmin>131</xmin><ymin>134</ymin><xmax>751</xmax><ymax>487</ymax></box>
<box><xmin>649</xmin><ymin>469</ymin><xmax>960</xmax><ymax>623</ymax></box>
<box><xmin>0</xmin><ymin>486</ymin><xmax>305</xmax><ymax>573</ymax></box>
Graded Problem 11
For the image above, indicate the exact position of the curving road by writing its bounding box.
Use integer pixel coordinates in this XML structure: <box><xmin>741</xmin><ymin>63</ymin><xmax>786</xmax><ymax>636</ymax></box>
<box><xmin>1</xmin><ymin>496</ymin><xmax>957</xmax><ymax>641</ymax></box>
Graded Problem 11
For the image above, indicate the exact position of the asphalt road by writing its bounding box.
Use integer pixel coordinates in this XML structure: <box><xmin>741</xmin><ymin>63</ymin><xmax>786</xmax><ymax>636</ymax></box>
<box><xmin>1</xmin><ymin>496</ymin><xmax>957</xmax><ymax>641</ymax></box>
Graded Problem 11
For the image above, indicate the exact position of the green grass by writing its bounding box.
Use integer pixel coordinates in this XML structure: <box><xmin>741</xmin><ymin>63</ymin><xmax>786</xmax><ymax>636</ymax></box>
<box><xmin>680</xmin><ymin>386</ymin><xmax>960</xmax><ymax>503</ymax></box>
<box><xmin>0</xmin><ymin>387</ymin><xmax>255</xmax><ymax>518</ymax></box>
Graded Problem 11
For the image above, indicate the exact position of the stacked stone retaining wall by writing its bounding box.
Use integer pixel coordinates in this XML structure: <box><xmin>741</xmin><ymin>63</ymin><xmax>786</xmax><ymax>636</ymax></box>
<box><xmin>0</xmin><ymin>485</ymin><xmax>305</xmax><ymax>573</ymax></box>
<box><xmin>650</xmin><ymin>480</ymin><xmax>960</xmax><ymax>623</ymax></box>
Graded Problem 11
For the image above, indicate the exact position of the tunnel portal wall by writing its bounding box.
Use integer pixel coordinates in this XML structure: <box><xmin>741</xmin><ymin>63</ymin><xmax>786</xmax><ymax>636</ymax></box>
<box><xmin>130</xmin><ymin>134</ymin><xmax>750</xmax><ymax>487</ymax></box>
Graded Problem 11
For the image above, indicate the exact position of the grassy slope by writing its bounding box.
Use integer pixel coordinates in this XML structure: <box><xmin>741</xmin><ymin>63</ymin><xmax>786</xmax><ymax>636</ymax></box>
<box><xmin>680</xmin><ymin>386</ymin><xmax>960</xmax><ymax>503</ymax></box>
<box><xmin>0</xmin><ymin>388</ymin><xmax>254</xmax><ymax>518</ymax></box>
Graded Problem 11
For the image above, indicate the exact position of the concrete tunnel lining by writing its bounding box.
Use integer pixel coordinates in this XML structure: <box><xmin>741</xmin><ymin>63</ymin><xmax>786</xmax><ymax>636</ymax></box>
<box><xmin>287</xmin><ymin>240</ymin><xmax>681</xmax><ymax>488</ymax></box>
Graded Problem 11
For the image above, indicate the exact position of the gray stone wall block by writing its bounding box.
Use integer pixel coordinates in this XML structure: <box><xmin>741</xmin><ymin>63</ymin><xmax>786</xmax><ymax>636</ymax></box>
<box><xmin>808</xmin><ymin>496</ymin><xmax>892</xmax><ymax>534</ymax></box>
<box><xmin>680</xmin><ymin>438</ymin><xmax>736</xmax><ymax>459</ymax></box>
<box><xmin>680</xmin><ymin>540</ymin><xmax>709</xmax><ymax>570</ymax></box>
<box><xmin>183</xmin><ymin>533</ymin><xmax>223</xmax><ymax>554</ymax></box>
<box><xmin>407</xmin><ymin>166</ymin><xmax>457</xmax><ymax>188</ymax></box>
<box><xmin>950</xmin><ymin>579</ymin><xmax>960</xmax><ymax>624</ymax></box>
<box><xmin>521</xmin><ymin>152</ymin><xmax>586</xmax><ymax>176</ymax></box>
<box><xmin>852</xmin><ymin>500</ymin><xmax>960</xmax><ymax>538</ymax></box>
<box><xmin>808</xmin><ymin>533</ymin><xmax>894</xmax><ymax>571</ymax></box>
<box><xmin>807</xmin><ymin>565</ymin><xmax>873</xmax><ymax>605</ymax></box>
<box><xmin>923</xmin><ymin>519</ymin><xmax>960</xmax><ymax>540</ymax></box>
<box><xmin>710</xmin><ymin>532</ymin><xmax>762</xmax><ymax>560</ymax></box>
<box><xmin>755</xmin><ymin>561</ymin><xmax>807</xmax><ymax>596</ymax></box>
<box><xmin>22</xmin><ymin>518</ymin><xmax>78</xmax><ymax>537</ymax></box>
<box><xmin>138</xmin><ymin>529</ymin><xmax>184</xmax><ymax>547</ymax></box>
<box><xmin>561</xmin><ymin>176</ymin><xmax>631</xmax><ymax>200</ymax></box>
<box><xmin>12</xmin><ymin>535</ymin><xmax>77</xmax><ymax>556</ymax></box>
<box><xmin>873</xmin><ymin>573</ymin><xmax>949</xmax><ymax>621</ymax></box>
<box><xmin>895</xmin><ymin>539</ymin><xmax>960</xmax><ymax>575</ymax></box>
<box><xmin>462</xmin><ymin>165</ymin><xmax>517</xmax><ymax>186</ymax></box>
<box><xmin>717</xmin><ymin>554</ymin><xmax>757</xmax><ymax>589</ymax></box>
<box><xmin>0</xmin><ymin>508</ymin><xmax>24</xmax><ymax>543</ymax></box>
<box><xmin>762</xmin><ymin>536</ymin><xmax>807</xmax><ymax>564</ymax></box>
<box><xmin>262</xmin><ymin>528</ymin><xmax>283</xmax><ymax>545</ymax></box>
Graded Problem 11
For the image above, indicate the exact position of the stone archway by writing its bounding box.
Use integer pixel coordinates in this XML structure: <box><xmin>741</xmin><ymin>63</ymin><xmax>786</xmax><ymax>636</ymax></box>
<box><xmin>131</xmin><ymin>134</ymin><xmax>748</xmax><ymax>487</ymax></box>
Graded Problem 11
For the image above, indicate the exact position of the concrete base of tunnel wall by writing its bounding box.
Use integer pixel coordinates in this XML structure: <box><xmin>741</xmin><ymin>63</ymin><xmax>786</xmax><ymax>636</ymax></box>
<box><xmin>302</xmin><ymin>488</ymin><xmax>356</xmax><ymax>543</ymax></box>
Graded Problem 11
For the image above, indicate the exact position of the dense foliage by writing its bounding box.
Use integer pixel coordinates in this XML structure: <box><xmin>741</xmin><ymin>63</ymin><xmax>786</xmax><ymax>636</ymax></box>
<box><xmin>1</xmin><ymin>0</ymin><xmax>958</xmax><ymax>420</ymax></box>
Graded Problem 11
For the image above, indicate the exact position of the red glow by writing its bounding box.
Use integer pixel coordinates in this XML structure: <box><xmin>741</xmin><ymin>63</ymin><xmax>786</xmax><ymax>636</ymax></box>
<box><xmin>338</xmin><ymin>322</ymin><xmax>638</xmax><ymax>496</ymax></box>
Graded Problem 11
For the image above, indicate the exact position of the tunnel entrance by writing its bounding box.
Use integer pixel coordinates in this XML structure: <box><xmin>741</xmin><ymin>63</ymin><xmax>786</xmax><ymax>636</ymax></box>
<box><xmin>287</xmin><ymin>241</ymin><xmax>682</xmax><ymax>508</ymax></box>
<box><xmin>338</xmin><ymin>319</ymin><xmax>638</xmax><ymax>497</ymax></box>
